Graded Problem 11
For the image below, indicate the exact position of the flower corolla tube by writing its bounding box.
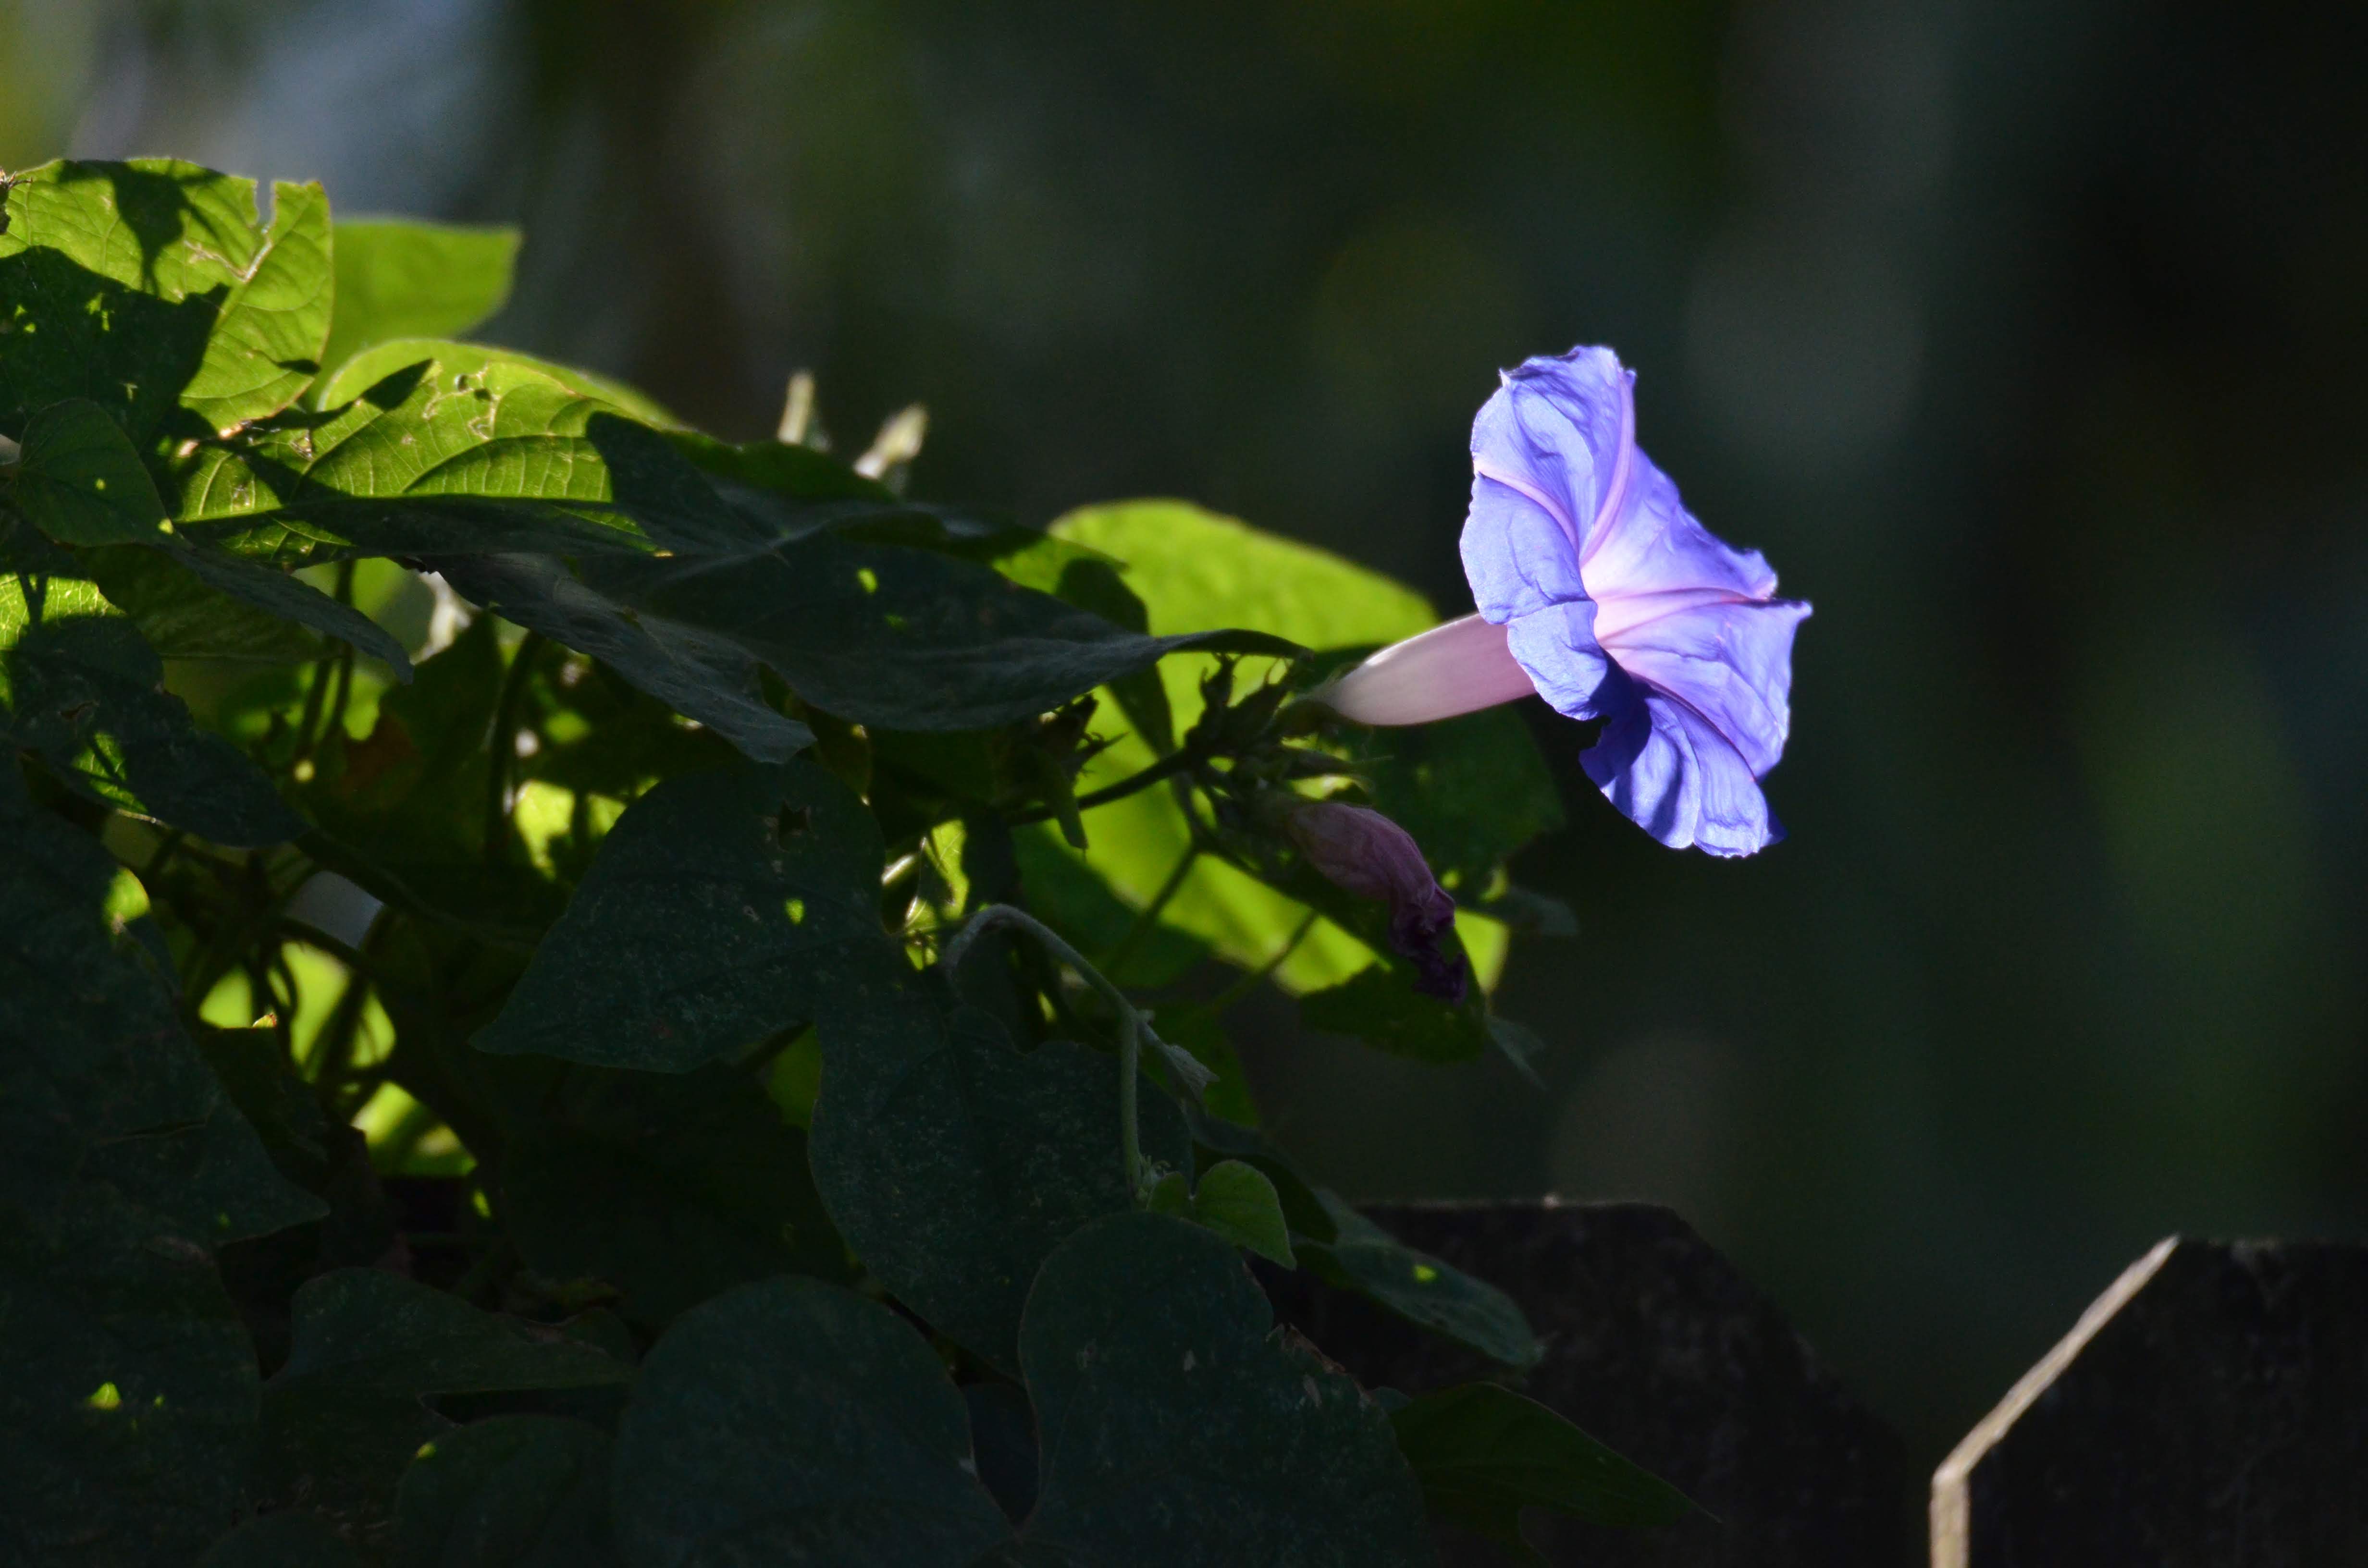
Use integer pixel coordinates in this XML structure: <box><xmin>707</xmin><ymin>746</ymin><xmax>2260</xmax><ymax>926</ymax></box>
<box><xmin>1322</xmin><ymin>346</ymin><xmax>1810</xmax><ymax>856</ymax></box>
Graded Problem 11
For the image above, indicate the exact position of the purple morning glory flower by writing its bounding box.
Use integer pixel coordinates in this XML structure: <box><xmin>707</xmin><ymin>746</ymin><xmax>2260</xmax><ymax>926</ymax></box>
<box><xmin>1283</xmin><ymin>801</ymin><xmax>1468</xmax><ymax>1003</ymax></box>
<box><xmin>1323</xmin><ymin>346</ymin><xmax>1810</xmax><ymax>857</ymax></box>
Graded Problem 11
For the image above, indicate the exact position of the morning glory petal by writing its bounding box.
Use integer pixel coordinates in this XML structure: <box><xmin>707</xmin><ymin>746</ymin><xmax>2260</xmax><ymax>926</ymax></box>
<box><xmin>1320</xmin><ymin>343</ymin><xmax>1807</xmax><ymax>857</ymax></box>
<box><xmin>1581</xmin><ymin>684</ymin><xmax>1785</xmax><ymax>857</ymax></box>
<box><xmin>1582</xmin><ymin>446</ymin><xmax>1780</xmax><ymax>626</ymax></box>
<box><xmin>1598</xmin><ymin>594</ymin><xmax>1810</xmax><ymax>778</ymax></box>
<box><xmin>1504</xmin><ymin>600</ymin><xmax>1617</xmax><ymax>720</ymax></box>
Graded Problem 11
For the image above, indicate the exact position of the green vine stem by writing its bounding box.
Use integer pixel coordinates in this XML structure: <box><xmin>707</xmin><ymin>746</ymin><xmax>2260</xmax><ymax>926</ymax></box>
<box><xmin>941</xmin><ymin>902</ymin><xmax>1215</xmax><ymax>1200</ymax></box>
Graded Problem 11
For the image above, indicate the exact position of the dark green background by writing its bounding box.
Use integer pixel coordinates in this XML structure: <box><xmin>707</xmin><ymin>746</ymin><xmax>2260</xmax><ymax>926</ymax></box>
<box><xmin>10</xmin><ymin>0</ymin><xmax>2365</xmax><ymax>1475</ymax></box>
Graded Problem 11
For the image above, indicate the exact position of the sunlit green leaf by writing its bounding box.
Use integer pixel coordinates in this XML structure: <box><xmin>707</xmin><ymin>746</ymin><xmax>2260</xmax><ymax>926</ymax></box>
<box><xmin>1051</xmin><ymin>500</ymin><xmax>1435</xmax><ymax>651</ymax></box>
<box><xmin>611</xmin><ymin>1276</ymin><xmax>1008</xmax><ymax>1567</ymax></box>
<box><xmin>1036</xmin><ymin>499</ymin><xmax>1438</xmax><ymax>995</ymax></box>
<box><xmin>321</xmin><ymin>337</ymin><xmax>682</xmax><ymax>432</ymax></box>
<box><xmin>0</xmin><ymin>159</ymin><xmax>332</xmax><ymax>442</ymax></box>
<box><xmin>321</xmin><ymin>220</ymin><xmax>519</xmax><ymax>387</ymax></box>
<box><xmin>169</xmin><ymin>358</ymin><xmax>670</xmax><ymax>565</ymax></box>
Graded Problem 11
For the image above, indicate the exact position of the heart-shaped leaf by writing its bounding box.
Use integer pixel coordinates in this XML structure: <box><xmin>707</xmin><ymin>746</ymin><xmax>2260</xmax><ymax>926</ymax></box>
<box><xmin>478</xmin><ymin>761</ymin><xmax>896</xmax><ymax>1071</ymax></box>
<box><xmin>255</xmin><ymin>1270</ymin><xmax>633</xmax><ymax>1530</ymax></box>
<box><xmin>809</xmin><ymin>968</ymin><xmax>1189</xmax><ymax>1373</ymax></box>
<box><xmin>496</xmin><ymin>1063</ymin><xmax>850</xmax><ymax>1325</ymax></box>
<box><xmin>610</xmin><ymin>1276</ymin><xmax>1008</xmax><ymax>1568</ymax></box>
<box><xmin>392</xmin><ymin>1416</ymin><xmax>620</xmax><ymax>1568</ymax></box>
<box><xmin>1015</xmin><ymin>1212</ymin><xmax>1435</xmax><ymax>1567</ymax></box>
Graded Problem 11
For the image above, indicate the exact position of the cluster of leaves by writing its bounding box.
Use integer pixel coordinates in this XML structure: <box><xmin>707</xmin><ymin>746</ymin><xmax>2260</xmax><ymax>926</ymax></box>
<box><xmin>0</xmin><ymin>160</ymin><xmax>1682</xmax><ymax>1566</ymax></box>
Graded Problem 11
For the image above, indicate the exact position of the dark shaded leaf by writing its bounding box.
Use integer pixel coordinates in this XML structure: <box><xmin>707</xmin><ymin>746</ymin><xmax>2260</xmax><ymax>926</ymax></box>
<box><xmin>432</xmin><ymin>551</ymin><xmax>806</xmax><ymax>763</ymax></box>
<box><xmin>255</xmin><ymin>1270</ymin><xmax>633</xmax><ymax>1531</ymax></box>
<box><xmin>1389</xmin><ymin>1383</ymin><xmax>1691</xmax><ymax>1554</ymax></box>
<box><xmin>0</xmin><ymin>1187</ymin><xmax>262</xmax><ymax>1568</ymax></box>
<box><xmin>1181</xmin><ymin>1108</ymin><xmax>1538</xmax><ymax>1368</ymax></box>
<box><xmin>321</xmin><ymin>220</ymin><xmax>519</xmax><ymax>385</ymax></box>
<box><xmin>1300</xmin><ymin>1193</ymin><xmax>1540</xmax><ymax>1371</ymax></box>
<box><xmin>14</xmin><ymin>396</ymin><xmax>172</xmax><ymax>544</ymax></box>
<box><xmin>1486</xmin><ymin>1016</ymin><xmax>1550</xmax><ymax>1087</ymax></box>
<box><xmin>808</xmin><ymin>968</ymin><xmax>1190</xmax><ymax>1372</ymax></box>
<box><xmin>1</xmin><ymin>520</ymin><xmax>304</xmax><ymax>844</ymax></box>
<box><xmin>962</xmin><ymin>1383</ymin><xmax>1040</xmax><ymax>1526</ymax></box>
<box><xmin>1014</xmin><ymin>1212</ymin><xmax>1433</xmax><ymax>1567</ymax></box>
<box><xmin>1142</xmin><ymin>1001</ymin><xmax>1257</xmax><ymax>1125</ymax></box>
<box><xmin>198</xmin><ymin>1512</ymin><xmax>366</xmax><ymax>1567</ymax></box>
<box><xmin>83</xmin><ymin>543</ymin><xmax>323</xmax><ymax>664</ymax></box>
<box><xmin>672</xmin><ymin>429</ymin><xmax>896</xmax><ymax>506</ymax></box>
<box><xmin>478</xmin><ymin>761</ymin><xmax>895</xmax><ymax>1071</ymax></box>
<box><xmin>159</xmin><ymin>539</ymin><xmax>411</xmax><ymax>673</ymax></box>
<box><xmin>392</xmin><ymin>1416</ymin><xmax>619</xmax><ymax>1568</ymax></box>
<box><xmin>497</xmin><ymin>1063</ymin><xmax>850</xmax><ymax>1326</ymax></box>
<box><xmin>1298</xmin><ymin>961</ymin><xmax>1492</xmax><ymax>1064</ymax></box>
<box><xmin>585</xmin><ymin>532</ymin><xmax>1299</xmax><ymax>733</ymax></box>
<box><xmin>609</xmin><ymin>1276</ymin><xmax>1008</xmax><ymax>1568</ymax></box>
<box><xmin>0</xmin><ymin>767</ymin><xmax>321</xmax><ymax>1242</ymax></box>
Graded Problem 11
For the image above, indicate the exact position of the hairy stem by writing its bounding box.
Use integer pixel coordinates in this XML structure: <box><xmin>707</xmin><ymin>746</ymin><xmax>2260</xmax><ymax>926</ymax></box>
<box><xmin>1004</xmin><ymin>746</ymin><xmax>1199</xmax><ymax>827</ymax></box>
<box><xmin>940</xmin><ymin>902</ymin><xmax>1214</xmax><ymax>1199</ymax></box>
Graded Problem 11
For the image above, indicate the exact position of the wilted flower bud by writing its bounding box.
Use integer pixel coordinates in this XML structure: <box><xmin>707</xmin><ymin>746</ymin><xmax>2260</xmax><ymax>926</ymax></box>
<box><xmin>1283</xmin><ymin>801</ymin><xmax>1467</xmax><ymax>1004</ymax></box>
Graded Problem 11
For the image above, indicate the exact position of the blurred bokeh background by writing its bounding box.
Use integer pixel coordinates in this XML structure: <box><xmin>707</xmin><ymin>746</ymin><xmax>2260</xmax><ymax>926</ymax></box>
<box><xmin>8</xmin><ymin>0</ymin><xmax>2365</xmax><ymax>1479</ymax></box>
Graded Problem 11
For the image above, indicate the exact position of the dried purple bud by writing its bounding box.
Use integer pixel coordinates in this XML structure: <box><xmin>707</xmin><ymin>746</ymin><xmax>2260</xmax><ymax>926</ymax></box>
<box><xmin>1283</xmin><ymin>801</ymin><xmax>1468</xmax><ymax>1004</ymax></box>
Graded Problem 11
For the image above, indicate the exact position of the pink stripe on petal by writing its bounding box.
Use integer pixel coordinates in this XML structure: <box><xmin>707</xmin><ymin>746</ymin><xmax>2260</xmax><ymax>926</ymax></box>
<box><xmin>1471</xmin><ymin>458</ymin><xmax>1582</xmax><ymax>551</ymax></box>
<box><xmin>1319</xmin><ymin>613</ymin><xmax>1538</xmax><ymax>726</ymax></box>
